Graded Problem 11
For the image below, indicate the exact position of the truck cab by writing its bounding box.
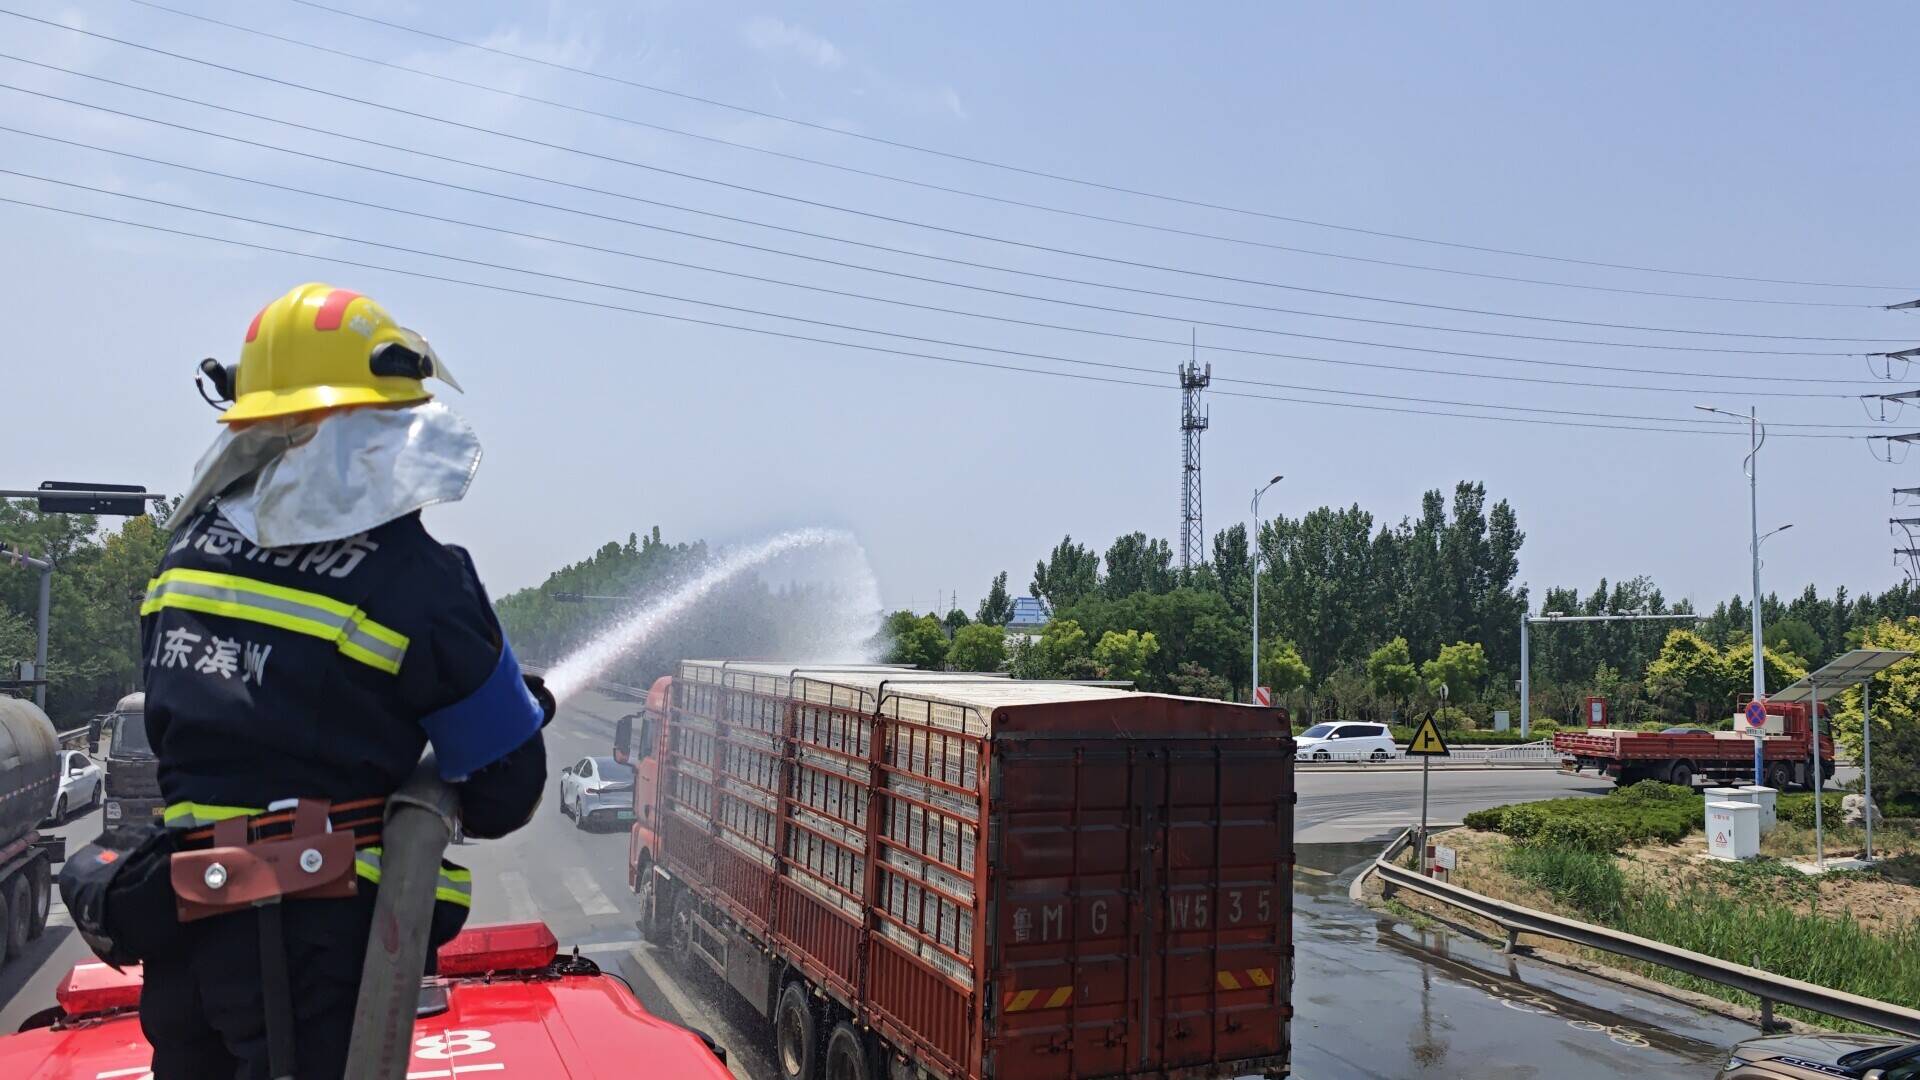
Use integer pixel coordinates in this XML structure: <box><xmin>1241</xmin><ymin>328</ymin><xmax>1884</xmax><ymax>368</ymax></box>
<box><xmin>0</xmin><ymin>922</ymin><xmax>735</xmax><ymax>1078</ymax></box>
<box><xmin>91</xmin><ymin>693</ymin><xmax>162</xmax><ymax>828</ymax></box>
<box><xmin>617</xmin><ymin>675</ymin><xmax>672</xmax><ymax>895</ymax></box>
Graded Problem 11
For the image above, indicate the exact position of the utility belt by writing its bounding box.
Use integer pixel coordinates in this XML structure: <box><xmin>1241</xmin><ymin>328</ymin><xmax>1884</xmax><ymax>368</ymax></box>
<box><xmin>59</xmin><ymin>797</ymin><xmax>471</xmax><ymax>969</ymax></box>
<box><xmin>167</xmin><ymin>799</ymin><xmax>473</xmax><ymax>909</ymax></box>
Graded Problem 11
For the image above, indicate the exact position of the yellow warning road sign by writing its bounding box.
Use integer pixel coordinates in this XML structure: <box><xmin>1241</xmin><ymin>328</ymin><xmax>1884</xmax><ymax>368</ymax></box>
<box><xmin>1405</xmin><ymin>715</ymin><xmax>1451</xmax><ymax>757</ymax></box>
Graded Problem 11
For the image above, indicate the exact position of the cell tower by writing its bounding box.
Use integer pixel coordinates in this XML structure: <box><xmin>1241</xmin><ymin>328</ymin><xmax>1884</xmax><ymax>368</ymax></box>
<box><xmin>1179</xmin><ymin>357</ymin><xmax>1212</xmax><ymax>570</ymax></box>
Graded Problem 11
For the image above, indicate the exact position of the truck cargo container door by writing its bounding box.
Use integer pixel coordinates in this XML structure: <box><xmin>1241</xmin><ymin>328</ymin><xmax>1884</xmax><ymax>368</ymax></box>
<box><xmin>991</xmin><ymin>734</ymin><xmax>1292</xmax><ymax>1078</ymax></box>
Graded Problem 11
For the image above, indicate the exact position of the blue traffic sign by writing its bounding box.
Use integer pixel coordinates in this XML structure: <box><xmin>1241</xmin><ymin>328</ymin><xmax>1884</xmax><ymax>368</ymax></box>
<box><xmin>1744</xmin><ymin>699</ymin><xmax>1769</xmax><ymax>731</ymax></box>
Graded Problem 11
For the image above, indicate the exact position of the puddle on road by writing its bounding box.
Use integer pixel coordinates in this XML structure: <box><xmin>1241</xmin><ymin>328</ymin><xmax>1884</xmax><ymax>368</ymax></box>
<box><xmin>1293</xmin><ymin>842</ymin><xmax>1749</xmax><ymax>1079</ymax></box>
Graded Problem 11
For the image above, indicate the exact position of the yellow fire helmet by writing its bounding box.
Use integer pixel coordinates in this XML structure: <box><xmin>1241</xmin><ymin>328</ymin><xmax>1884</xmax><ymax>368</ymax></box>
<box><xmin>212</xmin><ymin>283</ymin><xmax>462</xmax><ymax>424</ymax></box>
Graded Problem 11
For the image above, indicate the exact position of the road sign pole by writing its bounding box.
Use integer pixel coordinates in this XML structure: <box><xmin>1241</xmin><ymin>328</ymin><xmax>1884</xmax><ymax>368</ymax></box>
<box><xmin>1418</xmin><ymin>754</ymin><xmax>1431</xmax><ymax>875</ymax></box>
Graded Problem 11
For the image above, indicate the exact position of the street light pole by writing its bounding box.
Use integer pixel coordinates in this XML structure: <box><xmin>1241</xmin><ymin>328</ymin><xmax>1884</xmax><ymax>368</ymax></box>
<box><xmin>1698</xmin><ymin>402</ymin><xmax>1793</xmax><ymax>788</ymax></box>
<box><xmin>1</xmin><ymin>544</ymin><xmax>53</xmax><ymax>710</ymax></box>
<box><xmin>1250</xmin><ymin>475</ymin><xmax>1282</xmax><ymax>706</ymax></box>
<box><xmin>1696</xmin><ymin>406</ymin><xmax>1773</xmax><ymax>700</ymax></box>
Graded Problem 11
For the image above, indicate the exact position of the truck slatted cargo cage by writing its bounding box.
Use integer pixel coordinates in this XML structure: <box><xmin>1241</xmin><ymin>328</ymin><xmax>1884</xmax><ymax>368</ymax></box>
<box><xmin>621</xmin><ymin>660</ymin><xmax>1297</xmax><ymax>1079</ymax></box>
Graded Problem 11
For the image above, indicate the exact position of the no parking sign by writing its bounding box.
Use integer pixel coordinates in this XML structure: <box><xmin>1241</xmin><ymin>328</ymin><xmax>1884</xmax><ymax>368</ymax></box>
<box><xmin>1745</xmin><ymin>699</ymin><xmax>1769</xmax><ymax>735</ymax></box>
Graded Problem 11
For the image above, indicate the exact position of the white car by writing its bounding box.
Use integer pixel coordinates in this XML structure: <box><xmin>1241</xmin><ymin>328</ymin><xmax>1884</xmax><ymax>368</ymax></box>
<box><xmin>557</xmin><ymin>755</ymin><xmax>637</xmax><ymax>831</ymax></box>
<box><xmin>51</xmin><ymin>749</ymin><xmax>103</xmax><ymax>821</ymax></box>
<box><xmin>1295</xmin><ymin>722</ymin><xmax>1398</xmax><ymax>762</ymax></box>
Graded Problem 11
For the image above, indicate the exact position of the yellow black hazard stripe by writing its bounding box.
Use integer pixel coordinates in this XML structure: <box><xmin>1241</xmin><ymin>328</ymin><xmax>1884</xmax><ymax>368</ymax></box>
<box><xmin>353</xmin><ymin>847</ymin><xmax>473</xmax><ymax>908</ymax></box>
<box><xmin>142</xmin><ymin>567</ymin><xmax>409</xmax><ymax>674</ymax></box>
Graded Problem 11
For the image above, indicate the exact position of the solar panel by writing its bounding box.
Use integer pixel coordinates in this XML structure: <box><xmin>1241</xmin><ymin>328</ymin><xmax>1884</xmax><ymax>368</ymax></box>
<box><xmin>1768</xmin><ymin>648</ymin><xmax>1913</xmax><ymax>702</ymax></box>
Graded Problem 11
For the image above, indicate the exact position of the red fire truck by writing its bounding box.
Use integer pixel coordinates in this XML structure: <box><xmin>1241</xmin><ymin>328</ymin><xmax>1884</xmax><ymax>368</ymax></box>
<box><xmin>0</xmin><ymin>921</ymin><xmax>734</xmax><ymax>1078</ymax></box>
<box><xmin>615</xmin><ymin>661</ymin><xmax>1296</xmax><ymax>1080</ymax></box>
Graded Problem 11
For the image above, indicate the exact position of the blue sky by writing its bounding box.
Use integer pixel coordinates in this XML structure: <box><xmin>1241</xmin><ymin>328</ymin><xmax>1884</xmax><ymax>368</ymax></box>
<box><xmin>2</xmin><ymin>0</ymin><xmax>1916</xmax><ymax>616</ymax></box>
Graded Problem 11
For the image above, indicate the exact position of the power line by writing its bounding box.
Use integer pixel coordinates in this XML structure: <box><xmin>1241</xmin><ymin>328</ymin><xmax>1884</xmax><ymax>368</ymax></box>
<box><xmin>1</xmin><ymin>10</ymin><xmax>1905</xmax><ymax>346</ymax></box>
<box><xmin>0</xmin><ymin>63</ymin><xmax>1890</xmax><ymax>361</ymax></box>
<box><xmin>0</xmin><ymin>119</ymin><xmax>1878</xmax><ymax>402</ymax></box>
<box><xmin>0</xmin><ymin>192</ymin><xmax>1869</xmax><ymax>438</ymax></box>
<box><xmin>0</xmin><ymin>171</ymin><xmax>1882</xmax><ymax>433</ymax></box>
<box><xmin>273</xmin><ymin>0</ymin><xmax>1914</xmax><ymax>294</ymax></box>
<box><xmin>118</xmin><ymin>0</ymin><xmax>1891</xmax><ymax>311</ymax></box>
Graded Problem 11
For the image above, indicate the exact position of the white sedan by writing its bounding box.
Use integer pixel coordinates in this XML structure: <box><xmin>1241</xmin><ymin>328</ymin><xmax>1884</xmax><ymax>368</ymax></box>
<box><xmin>51</xmin><ymin>749</ymin><xmax>103</xmax><ymax>821</ymax></box>
<box><xmin>1294</xmin><ymin>722</ymin><xmax>1399</xmax><ymax>762</ymax></box>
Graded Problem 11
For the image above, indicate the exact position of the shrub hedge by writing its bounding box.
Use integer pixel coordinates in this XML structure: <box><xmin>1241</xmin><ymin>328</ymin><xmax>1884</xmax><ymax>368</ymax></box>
<box><xmin>1463</xmin><ymin>780</ymin><xmax>1699</xmax><ymax>852</ymax></box>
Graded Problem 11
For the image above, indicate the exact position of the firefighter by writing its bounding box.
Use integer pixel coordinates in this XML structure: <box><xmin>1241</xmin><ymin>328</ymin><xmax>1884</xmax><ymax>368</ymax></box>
<box><xmin>136</xmin><ymin>283</ymin><xmax>550</xmax><ymax>1078</ymax></box>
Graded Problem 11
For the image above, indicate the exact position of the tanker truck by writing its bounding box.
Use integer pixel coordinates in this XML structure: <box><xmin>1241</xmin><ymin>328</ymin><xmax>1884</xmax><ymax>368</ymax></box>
<box><xmin>0</xmin><ymin>695</ymin><xmax>64</xmax><ymax>967</ymax></box>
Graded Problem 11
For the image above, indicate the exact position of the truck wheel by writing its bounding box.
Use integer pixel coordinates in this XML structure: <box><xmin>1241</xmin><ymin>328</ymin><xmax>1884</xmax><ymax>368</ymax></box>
<box><xmin>26</xmin><ymin>860</ymin><xmax>50</xmax><ymax>939</ymax></box>
<box><xmin>1766</xmin><ymin>763</ymin><xmax>1792</xmax><ymax>792</ymax></box>
<box><xmin>824</xmin><ymin>1021</ymin><xmax>875</xmax><ymax>1080</ymax></box>
<box><xmin>637</xmin><ymin>865</ymin><xmax>667</xmax><ymax>944</ymax></box>
<box><xmin>1667</xmin><ymin>762</ymin><xmax>1693</xmax><ymax>789</ymax></box>
<box><xmin>774</xmin><ymin>981</ymin><xmax>820</xmax><ymax>1080</ymax></box>
<box><xmin>3</xmin><ymin>878</ymin><xmax>29</xmax><ymax>961</ymax></box>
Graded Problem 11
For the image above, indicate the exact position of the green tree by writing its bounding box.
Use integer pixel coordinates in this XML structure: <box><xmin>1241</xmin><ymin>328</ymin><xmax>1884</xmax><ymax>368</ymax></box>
<box><xmin>1261</xmin><ymin>639</ymin><xmax>1312</xmax><ymax>696</ymax></box>
<box><xmin>1101</xmin><ymin>532</ymin><xmax>1175</xmax><ymax>599</ymax></box>
<box><xmin>1421</xmin><ymin>641</ymin><xmax>1488</xmax><ymax>702</ymax></box>
<box><xmin>1724</xmin><ymin>640</ymin><xmax>1809</xmax><ymax>697</ymax></box>
<box><xmin>1031</xmin><ymin>536</ymin><xmax>1100</xmax><ymax>610</ymax></box>
<box><xmin>947</xmin><ymin>622</ymin><xmax>1008</xmax><ymax>672</ymax></box>
<box><xmin>1365</xmin><ymin>637</ymin><xmax>1420</xmax><ymax>719</ymax></box>
<box><xmin>1209</xmin><ymin>524</ymin><xmax>1252</xmax><ymax>623</ymax></box>
<box><xmin>0</xmin><ymin>500</ymin><xmax>177</xmax><ymax>724</ymax></box>
<box><xmin>975</xmin><ymin>571</ymin><xmax>1013</xmax><ymax>626</ymax></box>
<box><xmin>1167</xmin><ymin>661</ymin><xmax>1232</xmax><ymax>701</ymax></box>
<box><xmin>1039</xmin><ymin>619</ymin><xmax>1092</xmax><ymax>677</ymax></box>
<box><xmin>1765</xmin><ymin>617</ymin><xmax>1822</xmax><ymax>667</ymax></box>
<box><xmin>882</xmin><ymin>611</ymin><xmax>950</xmax><ymax>670</ymax></box>
<box><xmin>1093</xmin><ymin>628</ymin><xmax>1159</xmax><ymax>685</ymax></box>
<box><xmin>1828</xmin><ymin>618</ymin><xmax>1920</xmax><ymax>801</ymax></box>
<box><xmin>942</xmin><ymin>608</ymin><xmax>971</xmax><ymax>637</ymax></box>
<box><xmin>1009</xmin><ymin>618</ymin><xmax>1096</xmax><ymax>680</ymax></box>
<box><xmin>1056</xmin><ymin>587</ymin><xmax>1243</xmax><ymax>693</ymax></box>
<box><xmin>1643</xmin><ymin>629</ymin><xmax>1739</xmax><ymax>724</ymax></box>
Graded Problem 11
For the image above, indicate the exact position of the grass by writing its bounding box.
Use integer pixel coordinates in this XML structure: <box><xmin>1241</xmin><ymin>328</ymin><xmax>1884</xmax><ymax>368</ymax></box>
<box><xmin>1500</xmin><ymin>839</ymin><xmax>1920</xmax><ymax>1026</ymax></box>
<box><xmin>1699</xmin><ymin>856</ymin><xmax>1821</xmax><ymax>904</ymax></box>
<box><xmin>1503</xmin><ymin>842</ymin><xmax>1626</xmax><ymax>919</ymax></box>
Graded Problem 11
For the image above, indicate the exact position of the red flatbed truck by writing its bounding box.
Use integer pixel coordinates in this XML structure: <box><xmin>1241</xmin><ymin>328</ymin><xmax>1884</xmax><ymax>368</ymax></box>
<box><xmin>618</xmin><ymin>660</ymin><xmax>1296</xmax><ymax>1080</ymax></box>
<box><xmin>1553</xmin><ymin>699</ymin><xmax>1835</xmax><ymax>790</ymax></box>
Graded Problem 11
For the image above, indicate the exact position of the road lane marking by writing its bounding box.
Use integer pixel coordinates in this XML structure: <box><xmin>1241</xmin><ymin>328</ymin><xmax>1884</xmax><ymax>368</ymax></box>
<box><xmin>562</xmin><ymin>865</ymin><xmax>621</xmax><ymax>917</ymax></box>
<box><xmin>496</xmin><ymin>870</ymin><xmax>539</xmax><ymax>923</ymax></box>
<box><xmin>576</xmin><ymin>937</ymin><xmax>644</xmax><ymax>955</ymax></box>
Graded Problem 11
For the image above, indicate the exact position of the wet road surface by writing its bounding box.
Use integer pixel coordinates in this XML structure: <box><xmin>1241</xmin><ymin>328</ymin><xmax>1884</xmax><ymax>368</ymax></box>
<box><xmin>1291</xmin><ymin>842</ymin><xmax>1749</xmax><ymax>1078</ymax></box>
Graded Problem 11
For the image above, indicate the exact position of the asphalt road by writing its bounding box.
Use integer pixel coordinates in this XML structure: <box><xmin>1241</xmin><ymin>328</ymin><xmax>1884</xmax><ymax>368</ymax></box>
<box><xmin>0</xmin><ymin>689</ymin><xmax>1842</xmax><ymax>1077</ymax></box>
<box><xmin>1296</xmin><ymin>767</ymin><xmax>1612</xmax><ymax>843</ymax></box>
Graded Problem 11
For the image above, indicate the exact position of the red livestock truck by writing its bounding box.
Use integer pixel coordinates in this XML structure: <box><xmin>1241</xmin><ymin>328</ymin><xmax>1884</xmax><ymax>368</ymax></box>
<box><xmin>616</xmin><ymin>661</ymin><xmax>1296</xmax><ymax>1080</ymax></box>
<box><xmin>1553</xmin><ymin>699</ymin><xmax>1835</xmax><ymax>790</ymax></box>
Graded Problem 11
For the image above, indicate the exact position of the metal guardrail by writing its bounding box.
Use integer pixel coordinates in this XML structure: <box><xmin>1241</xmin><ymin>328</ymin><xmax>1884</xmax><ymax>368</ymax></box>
<box><xmin>1367</xmin><ymin>828</ymin><xmax>1920</xmax><ymax>1037</ymax></box>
